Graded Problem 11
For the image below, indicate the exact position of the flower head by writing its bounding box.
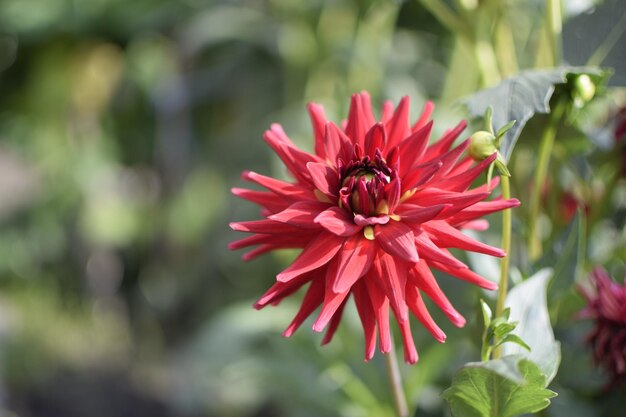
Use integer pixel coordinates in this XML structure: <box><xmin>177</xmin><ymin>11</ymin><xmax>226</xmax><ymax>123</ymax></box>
<box><xmin>579</xmin><ymin>267</ymin><xmax>626</xmax><ymax>387</ymax></box>
<box><xmin>230</xmin><ymin>92</ymin><xmax>519</xmax><ymax>364</ymax></box>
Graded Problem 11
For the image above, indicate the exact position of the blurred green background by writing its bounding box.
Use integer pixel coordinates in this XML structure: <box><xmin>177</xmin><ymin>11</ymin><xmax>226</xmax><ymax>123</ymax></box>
<box><xmin>0</xmin><ymin>0</ymin><xmax>624</xmax><ymax>416</ymax></box>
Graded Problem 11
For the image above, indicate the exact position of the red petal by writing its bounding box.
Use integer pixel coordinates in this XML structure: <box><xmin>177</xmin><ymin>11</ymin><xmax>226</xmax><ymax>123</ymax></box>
<box><xmin>373</xmin><ymin>251</ymin><xmax>409</xmax><ymax>322</ymax></box>
<box><xmin>307</xmin><ymin>103</ymin><xmax>327</xmax><ymax>159</ymax></box>
<box><xmin>354</xmin><ymin>214</ymin><xmax>389</xmax><ymax>226</ymax></box>
<box><xmin>407</xmin><ymin>187</ymin><xmax>484</xmax><ymax>207</ymax></box>
<box><xmin>229</xmin><ymin>233</ymin><xmax>310</xmax><ymax>251</ymax></box>
<box><xmin>397</xmin><ymin>121</ymin><xmax>433</xmax><ymax>178</ymax></box>
<box><xmin>353</xmin><ymin>280</ymin><xmax>377</xmax><ymax>361</ymax></box>
<box><xmin>398</xmin><ymin>317</ymin><xmax>418</xmax><ymax>364</ymax></box>
<box><xmin>327</xmin><ymin>234</ymin><xmax>376</xmax><ymax>293</ymax></box>
<box><xmin>307</xmin><ymin>162</ymin><xmax>339</xmax><ymax>198</ymax></box>
<box><xmin>410</xmin><ymin>261</ymin><xmax>466</xmax><ymax>327</ymax></box>
<box><xmin>229</xmin><ymin>219</ymin><xmax>301</xmax><ymax>234</ymax></box>
<box><xmin>448</xmin><ymin>198</ymin><xmax>520</xmax><ymax>225</ymax></box>
<box><xmin>428</xmin><ymin>139</ymin><xmax>470</xmax><ymax>182</ymax></box>
<box><xmin>411</xmin><ymin>100</ymin><xmax>434</xmax><ymax>132</ymax></box>
<box><xmin>345</xmin><ymin>93</ymin><xmax>371</xmax><ymax>148</ymax></box>
<box><xmin>325</xmin><ymin>122</ymin><xmax>353</xmax><ymax>163</ymax></box>
<box><xmin>402</xmin><ymin>160</ymin><xmax>442</xmax><ymax>191</ymax></box>
<box><xmin>312</xmin><ymin>289</ymin><xmax>350</xmax><ymax>332</ymax></box>
<box><xmin>423</xmin><ymin>220</ymin><xmax>506</xmax><ymax>257</ymax></box>
<box><xmin>231</xmin><ymin>188</ymin><xmax>287</xmax><ymax>213</ymax></box>
<box><xmin>321</xmin><ymin>297</ymin><xmax>349</xmax><ymax>345</ymax></box>
<box><xmin>277</xmin><ymin>233</ymin><xmax>344</xmax><ymax>282</ymax></box>
<box><xmin>268</xmin><ymin>201</ymin><xmax>330</xmax><ymax>228</ymax></box>
<box><xmin>381</xmin><ymin>100</ymin><xmax>394</xmax><ymax>123</ymax></box>
<box><xmin>457</xmin><ymin>219</ymin><xmax>489</xmax><ymax>231</ymax></box>
<box><xmin>385</xmin><ymin>179</ymin><xmax>401</xmax><ymax>213</ymax></box>
<box><xmin>374</xmin><ymin>221</ymin><xmax>419</xmax><ymax>263</ymax></box>
<box><xmin>364</xmin><ymin>273</ymin><xmax>392</xmax><ymax>353</ymax></box>
<box><xmin>431</xmin><ymin>153</ymin><xmax>497</xmax><ymax>192</ymax></box>
<box><xmin>424</xmin><ymin>120</ymin><xmax>467</xmax><ymax>160</ymax></box>
<box><xmin>385</xmin><ymin>96</ymin><xmax>410</xmax><ymax>149</ymax></box>
<box><xmin>396</xmin><ymin>204</ymin><xmax>448</xmax><ymax>225</ymax></box>
<box><xmin>263</xmin><ymin>129</ymin><xmax>317</xmax><ymax>184</ymax></box>
<box><xmin>315</xmin><ymin>207</ymin><xmax>362</xmax><ymax>236</ymax></box>
<box><xmin>365</xmin><ymin>123</ymin><xmax>387</xmax><ymax>158</ymax></box>
<box><xmin>282</xmin><ymin>278</ymin><xmax>325</xmax><ymax>337</ymax></box>
<box><xmin>414</xmin><ymin>233</ymin><xmax>467</xmax><ymax>269</ymax></box>
<box><xmin>405</xmin><ymin>283</ymin><xmax>446</xmax><ymax>342</ymax></box>
<box><xmin>242</xmin><ymin>171</ymin><xmax>314</xmax><ymax>201</ymax></box>
<box><xmin>255</xmin><ymin>271</ymin><xmax>314</xmax><ymax>309</ymax></box>
<box><xmin>430</xmin><ymin>260</ymin><xmax>498</xmax><ymax>290</ymax></box>
<box><xmin>448</xmin><ymin>155</ymin><xmax>474</xmax><ymax>176</ymax></box>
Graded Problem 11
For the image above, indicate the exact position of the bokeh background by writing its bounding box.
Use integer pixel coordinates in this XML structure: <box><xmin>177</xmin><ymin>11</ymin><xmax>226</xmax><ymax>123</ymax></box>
<box><xmin>0</xmin><ymin>0</ymin><xmax>625</xmax><ymax>416</ymax></box>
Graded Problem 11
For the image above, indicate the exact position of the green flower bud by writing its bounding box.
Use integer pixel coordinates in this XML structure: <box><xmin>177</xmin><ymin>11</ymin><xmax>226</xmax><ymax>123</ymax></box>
<box><xmin>469</xmin><ymin>130</ymin><xmax>498</xmax><ymax>161</ymax></box>
<box><xmin>572</xmin><ymin>74</ymin><xmax>596</xmax><ymax>107</ymax></box>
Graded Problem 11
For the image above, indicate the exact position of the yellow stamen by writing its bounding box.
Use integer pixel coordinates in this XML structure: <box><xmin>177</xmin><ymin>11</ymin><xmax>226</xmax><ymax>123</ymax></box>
<box><xmin>389</xmin><ymin>214</ymin><xmax>401</xmax><ymax>221</ymax></box>
<box><xmin>363</xmin><ymin>226</ymin><xmax>375</xmax><ymax>240</ymax></box>
<box><xmin>314</xmin><ymin>189</ymin><xmax>332</xmax><ymax>203</ymax></box>
<box><xmin>376</xmin><ymin>200</ymin><xmax>390</xmax><ymax>215</ymax></box>
<box><xmin>399</xmin><ymin>189</ymin><xmax>416</xmax><ymax>203</ymax></box>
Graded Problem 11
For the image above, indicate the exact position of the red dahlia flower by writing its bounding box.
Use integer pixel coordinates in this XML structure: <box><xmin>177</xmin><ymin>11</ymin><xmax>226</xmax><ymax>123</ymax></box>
<box><xmin>230</xmin><ymin>92</ymin><xmax>519</xmax><ymax>364</ymax></box>
<box><xmin>579</xmin><ymin>267</ymin><xmax>626</xmax><ymax>387</ymax></box>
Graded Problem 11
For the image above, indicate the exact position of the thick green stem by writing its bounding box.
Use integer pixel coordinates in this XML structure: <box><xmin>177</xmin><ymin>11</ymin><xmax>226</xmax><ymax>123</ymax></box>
<box><xmin>528</xmin><ymin>102</ymin><xmax>565</xmax><ymax>261</ymax></box>
<box><xmin>385</xmin><ymin>339</ymin><xmax>409</xmax><ymax>417</ymax></box>
<box><xmin>473</xmin><ymin>9</ymin><xmax>501</xmax><ymax>88</ymax></box>
<box><xmin>492</xmin><ymin>174</ymin><xmax>512</xmax><ymax>359</ymax></box>
<box><xmin>546</xmin><ymin>0</ymin><xmax>562</xmax><ymax>65</ymax></box>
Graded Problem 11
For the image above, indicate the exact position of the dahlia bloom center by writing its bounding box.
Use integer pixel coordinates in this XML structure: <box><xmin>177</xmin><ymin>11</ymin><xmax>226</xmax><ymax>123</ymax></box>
<box><xmin>338</xmin><ymin>148</ymin><xmax>397</xmax><ymax>224</ymax></box>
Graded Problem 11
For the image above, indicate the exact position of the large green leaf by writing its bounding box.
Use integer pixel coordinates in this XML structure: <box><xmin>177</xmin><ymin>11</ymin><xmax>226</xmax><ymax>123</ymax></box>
<box><xmin>536</xmin><ymin>213</ymin><xmax>586</xmax><ymax>297</ymax></box>
<box><xmin>503</xmin><ymin>269</ymin><xmax>561</xmax><ymax>384</ymax></box>
<box><xmin>442</xmin><ymin>356</ymin><xmax>557</xmax><ymax>417</ymax></box>
<box><xmin>461</xmin><ymin>67</ymin><xmax>609</xmax><ymax>161</ymax></box>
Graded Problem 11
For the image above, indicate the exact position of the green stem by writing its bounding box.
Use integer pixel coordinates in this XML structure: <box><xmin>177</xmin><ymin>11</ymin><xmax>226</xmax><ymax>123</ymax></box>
<box><xmin>546</xmin><ymin>0</ymin><xmax>562</xmax><ymax>65</ymax></box>
<box><xmin>492</xmin><ymin>174</ymin><xmax>512</xmax><ymax>359</ymax></box>
<box><xmin>473</xmin><ymin>9</ymin><xmax>501</xmax><ymax>87</ymax></box>
<box><xmin>385</xmin><ymin>339</ymin><xmax>409</xmax><ymax>417</ymax></box>
<box><xmin>528</xmin><ymin>101</ymin><xmax>565</xmax><ymax>261</ymax></box>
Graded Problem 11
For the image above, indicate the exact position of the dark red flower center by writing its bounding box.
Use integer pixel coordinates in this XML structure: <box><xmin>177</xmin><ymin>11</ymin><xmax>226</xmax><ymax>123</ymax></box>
<box><xmin>338</xmin><ymin>149</ymin><xmax>397</xmax><ymax>221</ymax></box>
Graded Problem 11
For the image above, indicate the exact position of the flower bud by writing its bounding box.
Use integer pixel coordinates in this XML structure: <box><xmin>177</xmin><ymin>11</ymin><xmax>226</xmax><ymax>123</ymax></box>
<box><xmin>469</xmin><ymin>130</ymin><xmax>497</xmax><ymax>161</ymax></box>
<box><xmin>572</xmin><ymin>74</ymin><xmax>596</xmax><ymax>107</ymax></box>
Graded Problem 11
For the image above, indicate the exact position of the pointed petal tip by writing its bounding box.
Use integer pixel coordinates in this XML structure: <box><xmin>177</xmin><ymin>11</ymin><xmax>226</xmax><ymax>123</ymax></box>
<box><xmin>241</xmin><ymin>252</ymin><xmax>257</xmax><ymax>262</ymax></box>
<box><xmin>509</xmin><ymin>198</ymin><xmax>521</xmax><ymax>207</ymax></box>
<box><xmin>229</xmin><ymin>222</ymin><xmax>244</xmax><ymax>232</ymax></box>
<box><xmin>493</xmin><ymin>249</ymin><xmax>507</xmax><ymax>258</ymax></box>
<box><xmin>434</xmin><ymin>331</ymin><xmax>447</xmax><ymax>343</ymax></box>
<box><xmin>281</xmin><ymin>327</ymin><xmax>295</xmax><ymax>338</ymax></box>
<box><xmin>451</xmin><ymin>313</ymin><xmax>466</xmax><ymax>328</ymax></box>
<box><xmin>311</xmin><ymin>320</ymin><xmax>325</xmax><ymax>333</ymax></box>
<box><xmin>405</xmin><ymin>352</ymin><xmax>419</xmax><ymax>365</ymax></box>
<box><xmin>276</xmin><ymin>272</ymin><xmax>291</xmax><ymax>282</ymax></box>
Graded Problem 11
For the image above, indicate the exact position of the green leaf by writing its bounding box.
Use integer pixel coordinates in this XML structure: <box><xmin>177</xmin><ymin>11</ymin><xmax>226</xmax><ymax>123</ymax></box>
<box><xmin>480</xmin><ymin>299</ymin><xmax>492</xmax><ymax>327</ymax></box>
<box><xmin>442</xmin><ymin>356</ymin><xmax>557</xmax><ymax>417</ymax></box>
<box><xmin>461</xmin><ymin>66</ymin><xmax>610</xmax><ymax>161</ymax></box>
<box><xmin>495</xmin><ymin>334</ymin><xmax>531</xmax><ymax>352</ymax></box>
<box><xmin>503</xmin><ymin>269</ymin><xmax>561</xmax><ymax>383</ymax></box>
<box><xmin>536</xmin><ymin>213</ymin><xmax>586</xmax><ymax>297</ymax></box>
<box><xmin>493</xmin><ymin>322</ymin><xmax>517</xmax><ymax>338</ymax></box>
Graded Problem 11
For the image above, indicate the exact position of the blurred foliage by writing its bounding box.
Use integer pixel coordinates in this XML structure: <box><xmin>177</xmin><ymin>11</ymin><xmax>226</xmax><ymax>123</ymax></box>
<box><xmin>0</xmin><ymin>0</ymin><xmax>624</xmax><ymax>416</ymax></box>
